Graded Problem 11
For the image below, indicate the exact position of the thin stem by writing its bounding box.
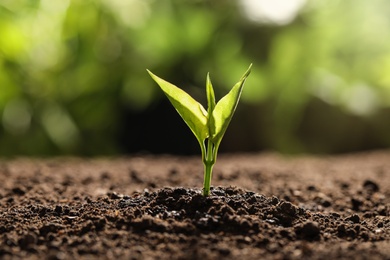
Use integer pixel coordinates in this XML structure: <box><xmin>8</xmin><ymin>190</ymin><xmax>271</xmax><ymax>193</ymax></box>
<box><xmin>203</xmin><ymin>139</ymin><xmax>215</xmax><ymax>196</ymax></box>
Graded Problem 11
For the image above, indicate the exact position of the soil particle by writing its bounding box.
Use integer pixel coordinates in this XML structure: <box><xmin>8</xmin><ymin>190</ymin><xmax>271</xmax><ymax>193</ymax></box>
<box><xmin>363</xmin><ymin>179</ymin><xmax>380</xmax><ymax>192</ymax></box>
<box><xmin>295</xmin><ymin>221</ymin><xmax>321</xmax><ymax>240</ymax></box>
<box><xmin>0</xmin><ymin>151</ymin><xmax>389</xmax><ymax>259</ymax></box>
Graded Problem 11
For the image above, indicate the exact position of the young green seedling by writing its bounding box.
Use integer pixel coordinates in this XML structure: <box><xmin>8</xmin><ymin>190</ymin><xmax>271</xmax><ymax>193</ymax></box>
<box><xmin>147</xmin><ymin>64</ymin><xmax>252</xmax><ymax>196</ymax></box>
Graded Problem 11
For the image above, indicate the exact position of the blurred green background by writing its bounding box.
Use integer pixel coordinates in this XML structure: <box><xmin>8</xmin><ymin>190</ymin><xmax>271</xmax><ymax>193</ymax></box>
<box><xmin>1</xmin><ymin>0</ymin><xmax>390</xmax><ymax>156</ymax></box>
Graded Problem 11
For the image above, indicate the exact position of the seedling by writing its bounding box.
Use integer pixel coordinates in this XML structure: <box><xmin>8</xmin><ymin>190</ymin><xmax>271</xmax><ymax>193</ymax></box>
<box><xmin>147</xmin><ymin>64</ymin><xmax>252</xmax><ymax>196</ymax></box>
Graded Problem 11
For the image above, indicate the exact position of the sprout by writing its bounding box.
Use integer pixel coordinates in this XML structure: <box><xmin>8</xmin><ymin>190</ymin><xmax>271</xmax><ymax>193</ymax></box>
<box><xmin>147</xmin><ymin>64</ymin><xmax>252</xmax><ymax>196</ymax></box>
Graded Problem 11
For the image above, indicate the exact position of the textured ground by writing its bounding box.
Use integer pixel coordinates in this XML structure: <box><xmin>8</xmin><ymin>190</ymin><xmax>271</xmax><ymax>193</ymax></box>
<box><xmin>0</xmin><ymin>151</ymin><xmax>389</xmax><ymax>259</ymax></box>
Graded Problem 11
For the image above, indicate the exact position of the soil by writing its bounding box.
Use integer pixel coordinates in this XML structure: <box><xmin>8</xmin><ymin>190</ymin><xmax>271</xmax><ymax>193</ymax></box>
<box><xmin>0</xmin><ymin>151</ymin><xmax>389</xmax><ymax>260</ymax></box>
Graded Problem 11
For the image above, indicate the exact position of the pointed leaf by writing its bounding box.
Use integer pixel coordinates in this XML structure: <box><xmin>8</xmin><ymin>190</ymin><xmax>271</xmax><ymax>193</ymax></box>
<box><xmin>210</xmin><ymin>64</ymin><xmax>252</xmax><ymax>146</ymax></box>
<box><xmin>206</xmin><ymin>73</ymin><xmax>216</xmax><ymax>131</ymax></box>
<box><xmin>147</xmin><ymin>70</ymin><xmax>208</xmax><ymax>141</ymax></box>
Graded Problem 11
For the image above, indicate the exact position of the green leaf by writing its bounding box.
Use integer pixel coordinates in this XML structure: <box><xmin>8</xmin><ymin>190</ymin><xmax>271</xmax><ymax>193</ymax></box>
<box><xmin>206</xmin><ymin>73</ymin><xmax>216</xmax><ymax>132</ymax></box>
<box><xmin>147</xmin><ymin>70</ymin><xmax>208</xmax><ymax>142</ymax></box>
<box><xmin>210</xmin><ymin>64</ymin><xmax>252</xmax><ymax>147</ymax></box>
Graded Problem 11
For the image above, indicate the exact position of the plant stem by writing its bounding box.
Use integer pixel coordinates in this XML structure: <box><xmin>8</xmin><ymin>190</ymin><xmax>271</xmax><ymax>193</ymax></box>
<box><xmin>203</xmin><ymin>139</ymin><xmax>215</xmax><ymax>196</ymax></box>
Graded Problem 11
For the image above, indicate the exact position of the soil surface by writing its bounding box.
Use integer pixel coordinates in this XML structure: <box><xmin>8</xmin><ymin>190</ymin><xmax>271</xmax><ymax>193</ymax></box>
<box><xmin>0</xmin><ymin>151</ymin><xmax>389</xmax><ymax>259</ymax></box>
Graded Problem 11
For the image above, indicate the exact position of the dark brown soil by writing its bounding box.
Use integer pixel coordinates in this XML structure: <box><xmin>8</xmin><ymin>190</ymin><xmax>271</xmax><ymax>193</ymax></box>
<box><xmin>0</xmin><ymin>151</ymin><xmax>389</xmax><ymax>259</ymax></box>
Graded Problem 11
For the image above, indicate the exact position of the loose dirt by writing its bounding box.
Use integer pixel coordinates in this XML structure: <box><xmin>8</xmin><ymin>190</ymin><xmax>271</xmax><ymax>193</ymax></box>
<box><xmin>0</xmin><ymin>151</ymin><xmax>389</xmax><ymax>259</ymax></box>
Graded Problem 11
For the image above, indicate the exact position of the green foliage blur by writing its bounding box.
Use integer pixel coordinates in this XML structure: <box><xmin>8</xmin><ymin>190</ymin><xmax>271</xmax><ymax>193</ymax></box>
<box><xmin>1</xmin><ymin>0</ymin><xmax>390</xmax><ymax>156</ymax></box>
